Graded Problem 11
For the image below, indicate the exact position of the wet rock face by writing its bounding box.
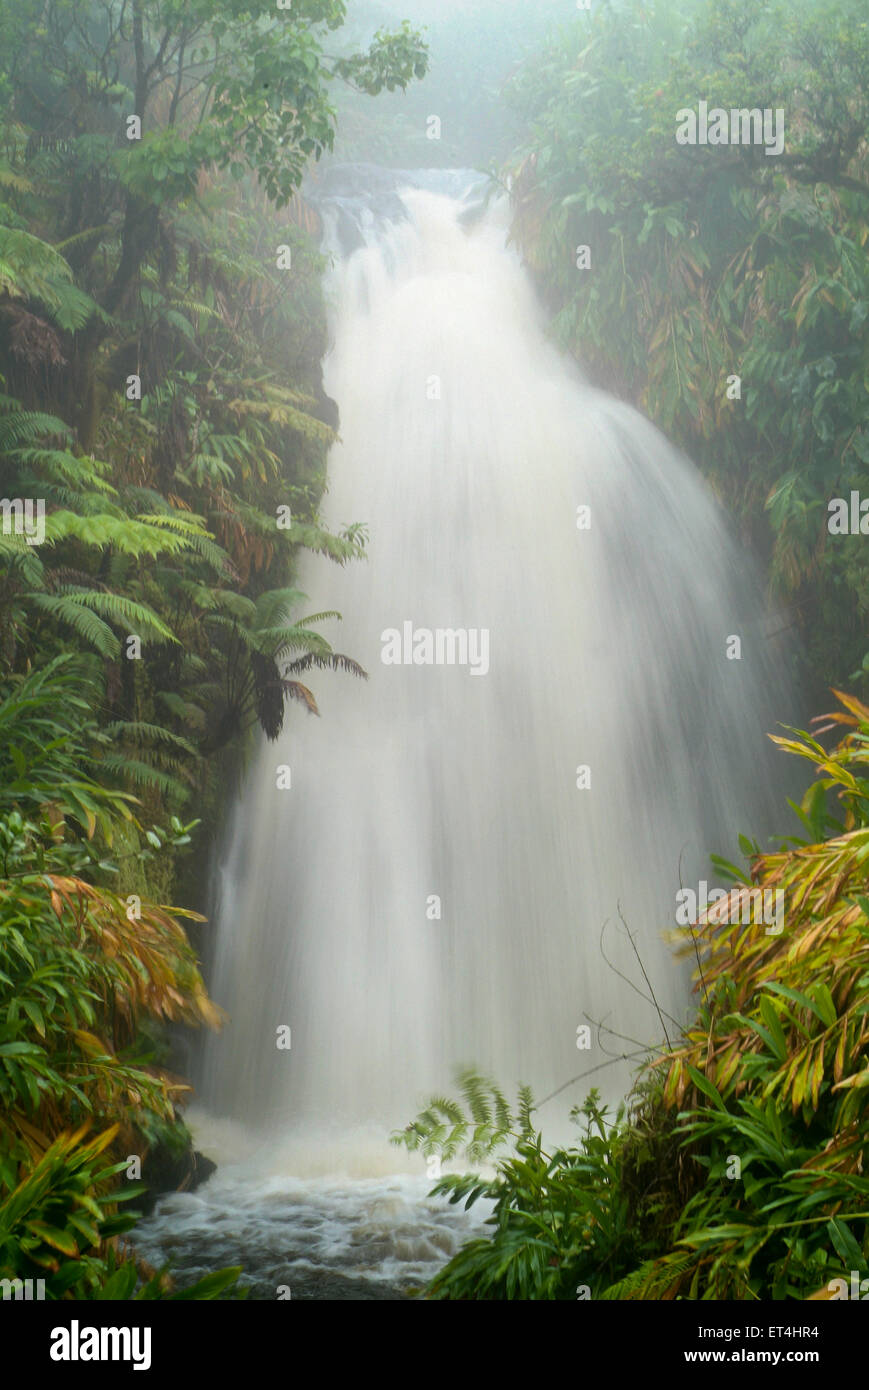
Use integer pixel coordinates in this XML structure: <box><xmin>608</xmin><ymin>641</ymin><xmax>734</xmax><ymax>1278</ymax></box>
<box><xmin>311</xmin><ymin>163</ymin><xmax>488</xmax><ymax>202</ymax></box>
<box><xmin>305</xmin><ymin>163</ymin><xmax>492</xmax><ymax>256</ymax></box>
<box><xmin>139</xmin><ymin>1144</ymin><xmax>218</xmax><ymax>1216</ymax></box>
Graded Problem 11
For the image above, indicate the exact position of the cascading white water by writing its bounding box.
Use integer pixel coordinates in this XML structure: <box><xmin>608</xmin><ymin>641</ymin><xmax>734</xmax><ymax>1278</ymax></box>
<box><xmin>133</xmin><ymin>170</ymin><xmax>800</xmax><ymax>1296</ymax></box>
<box><xmin>193</xmin><ymin>170</ymin><xmax>796</xmax><ymax>1156</ymax></box>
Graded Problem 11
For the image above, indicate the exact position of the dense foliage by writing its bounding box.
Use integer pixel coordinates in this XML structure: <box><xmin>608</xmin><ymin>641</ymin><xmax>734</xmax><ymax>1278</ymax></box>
<box><xmin>0</xmin><ymin>0</ymin><xmax>429</xmax><ymax>780</ymax></box>
<box><xmin>0</xmin><ymin>658</ymin><xmax>240</xmax><ymax>1297</ymax></box>
<box><xmin>0</xmin><ymin>0</ymin><xmax>427</xmax><ymax>1297</ymax></box>
<box><xmin>504</xmin><ymin>0</ymin><xmax>869</xmax><ymax>698</ymax></box>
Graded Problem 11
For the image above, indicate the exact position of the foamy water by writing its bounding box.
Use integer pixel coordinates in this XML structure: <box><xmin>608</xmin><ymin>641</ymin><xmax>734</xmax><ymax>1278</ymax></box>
<box><xmin>135</xmin><ymin>1111</ymin><xmax>489</xmax><ymax>1299</ymax></box>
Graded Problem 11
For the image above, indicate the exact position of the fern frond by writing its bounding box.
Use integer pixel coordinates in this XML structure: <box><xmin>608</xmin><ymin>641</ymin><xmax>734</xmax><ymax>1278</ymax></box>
<box><xmin>155</xmin><ymin>691</ymin><xmax>206</xmax><ymax>727</ymax></box>
<box><xmin>0</xmin><ymin>408</ymin><xmax>71</xmax><ymax>450</ymax></box>
<box><xmin>45</xmin><ymin>511</ymin><xmax>203</xmax><ymax>560</ymax></box>
<box><xmin>49</xmin><ymin>589</ymin><xmax>176</xmax><ymax>644</ymax></box>
<box><xmin>138</xmin><ymin>514</ymin><xmax>234</xmax><ymax>575</ymax></box>
<box><xmin>284</xmin><ymin>520</ymin><xmax>366</xmax><ymax>565</ymax></box>
<box><xmin>278</xmin><ymin>680</ymin><xmax>319</xmax><ymax>715</ymax></box>
<box><xmin>26</xmin><ymin>592</ymin><xmax>119</xmax><ymax>657</ymax></box>
<box><xmin>0</xmin><ymin>225</ymin><xmax>101</xmax><ymax>328</ymax></box>
<box><xmin>517</xmin><ymin>1085</ymin><xmax>535</xmax><ymax>1138</ymax></box>
<box><xmin>0</xmin><ymin>532</ymin><xmax>45</xmax><ymax>584</ymax></box>
<box><xmin>252</xmin><ymin>586</ymin><xmax>309</xmax><ymax>628</ymax></box>
<box><xmin>102</xmin><ymin>722</ymin><xmax>198</xmax><ymax>757</ymax></box>
<box><xmin>599</xmin><ymin>1251</ymin><xmax>699</xmax><ymax>1301</ymax></box>
<box><xmin>97</xmin><ymin>756</ymin><xmax>191</xmax><ymax>801</ymax></box>
<box><xmin>282</xmin><ymin>651</ymin><xmax>368</xmax><ymax>680</ymax></box>
<box><xmin>13</xmin><ymin>448</ymin><xmax>117</xmax><ymax>494</ymax></box>
<box><xmin>226</xmin><ymin>395</ymin><xmax>335</xmax><ymax>446</ymax></box>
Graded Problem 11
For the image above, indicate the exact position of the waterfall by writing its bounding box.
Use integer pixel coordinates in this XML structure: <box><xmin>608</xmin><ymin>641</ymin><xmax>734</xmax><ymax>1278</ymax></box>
<box><xmin>195</xmin><ymin>167</ymin><xmax>796</xmax><ymax>1157</ymax></box>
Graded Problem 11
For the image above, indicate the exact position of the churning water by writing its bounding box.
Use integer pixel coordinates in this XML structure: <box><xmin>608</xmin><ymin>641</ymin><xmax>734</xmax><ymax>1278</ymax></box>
<box><xmin>136</xmin><ymin>168</ymin><xmax>797</xmax><ymax>1298</ymax></box>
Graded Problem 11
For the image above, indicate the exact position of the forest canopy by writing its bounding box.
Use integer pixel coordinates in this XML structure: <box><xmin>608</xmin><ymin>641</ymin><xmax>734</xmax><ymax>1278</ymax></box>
<box><xmin>502</xmin><ymin>0</ymin><xmax>869</xmax><ymax>699</ymax></box>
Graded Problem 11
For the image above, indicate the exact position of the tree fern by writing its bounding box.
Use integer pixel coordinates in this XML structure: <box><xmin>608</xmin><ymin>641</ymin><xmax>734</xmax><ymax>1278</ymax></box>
<box><xmin>97</xmin><ymin>756</ymin><xmax>191</xmax><ymax>802</ymax></box>
<box><xmin>27</xmin><ymin>593</ymin><xmax>120</xmax><ymax>658</ymax></box>
<box><xmin>102</xmin><ymin>722</ymin><xmax>198</xmax><ymax>758</ymax></box>
<box><xmin>45</xmin><ymin>511</ymin><xmax>203</xmax><ymax>559</ymax></box>
<box><xmin>251</xmin><ymin>587</ymin><xmax>312</xmax><ymax>628</ymax></box>
<box><xmin>13</xmin><ymin>448</ymin><xmax>117</xmax><ymax>495</ymax></box>
<box><xmin>136</xmin><ymin>514</ymin><xmax>234</xmax><ymax>575</ymax></box>
<box><xmin>155</xmin><ymin>691</ymin><xmax>207</xmax><ymax>729</ymax></box>
<box><xmin>0</xmin><ymin>407</ymin><xmax>71</xmax><ymax>450</ymax></box>
<box><xmin>0</xmin><ymin>225</ymin><xmax>101</xmax><ymax>329</ymax></box>
<box><xmin>33</xmin><ymin>589</ymin><xmax>176</xmax><ymax>644</ymax></box>
<box><xmin>0</xmin><ymin>532</ymin><xmax>43</xmax><ymax>584</ymax></box>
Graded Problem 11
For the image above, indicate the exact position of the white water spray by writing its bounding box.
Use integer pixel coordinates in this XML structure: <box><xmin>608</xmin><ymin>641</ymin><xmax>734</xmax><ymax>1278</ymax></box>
<box><xmin>196</xmin><ymin>171</ymin><xmax>794</xmax><ymax>1158</ymax></box>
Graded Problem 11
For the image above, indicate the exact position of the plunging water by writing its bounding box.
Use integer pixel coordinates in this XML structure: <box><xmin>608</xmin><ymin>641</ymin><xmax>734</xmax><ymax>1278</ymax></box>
<box><xmin>137</xmin><ymin>169</ymin><xmax>796</xmax><ymax>1297</ymax></box>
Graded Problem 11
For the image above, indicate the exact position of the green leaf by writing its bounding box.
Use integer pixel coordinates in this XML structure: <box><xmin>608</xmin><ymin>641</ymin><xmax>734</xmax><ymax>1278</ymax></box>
<box><xmin>685</xmin><ymin>1064</ymin><xmax>728</xmax><ymax>1112</ymax></box>
<box><xmin>25</xmin><ymin>1220</ymin><xmax>79</xmax><ymax>1256</ymax></box>
<box><xmin>21</xmin><ymin>1000</ymin><xmax>46</xmax><ymax>1037</ymax></box>
<box><xmin>826</xmin><ymin>1219</ymin><xmax>866</xmax><ymax>1272</ymax></box>
<box><xmin>808</xmin><ymin>984</ymin><xmax>836</xmax><ymax>1029</ymax></box>
<box><xmin>758</xmin><ymin>996</ymin><xmax>788</xmax><ymax>1062</ymax></box>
